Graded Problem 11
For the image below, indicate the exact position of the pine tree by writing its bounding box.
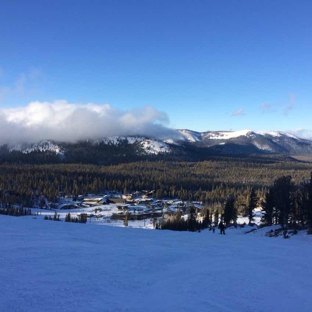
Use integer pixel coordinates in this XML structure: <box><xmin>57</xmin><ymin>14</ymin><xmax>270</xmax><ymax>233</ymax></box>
<box><xmin>202</xmin><ymin>207</ymin><xmax>210</xmax><ymax>229</ymax></box>
<box><xmin>247</xmin><ymin>188</ymin><xmax>257</xmax><ymax>225</ymax></box>
<box><xmin>261</xmin><ymin>188</ymin><xmax>275</xmax><ymax>226</ymax></box>
<box><xmin>124</xmin><ymin>211</ymin><xmax>129</xmax><ymax>227</ymax></box>
<box><xmin>223</xmin><ymin>196</ymin><xmax>237</xmax><ymax>227</ymax></box>
<box><xmin>65</xmin><ymin>213</ymin><xmax>71</xmax><ymax>222</ymax></box>
<box><xmin>213</xmin><ymin>208</ymin><xmax>219</xmax><ymax>225</ymax></box>
<box><xmin>187</xmin><ymin>206</ymin><xmax>197</xmax><ymax>232</ymax></box>
<box><xmin>274</xmin><ymin>176</ymin><xmax>292</xmax><ymax>228</ymax></box>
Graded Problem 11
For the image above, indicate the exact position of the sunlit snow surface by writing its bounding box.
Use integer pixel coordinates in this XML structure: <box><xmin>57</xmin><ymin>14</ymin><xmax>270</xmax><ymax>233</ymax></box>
<box><xmin>178</xmin><ymin>129</ymin><xmax>201</xmax><ymax>142</ymax></box>
<box><xmin>10</xmin><ymin>140</ymin><xmax>64</xmax><ymax>155</ymax></box>
<box><xmin>178</xmin><ymin>129</ymin><xmax>301</xmax><ymax>142</ymax></box>
<box><xmin>101</xmin><ymin>136</ymin><xmax>171</xmax><ymax>154</ymax></box>
<box><xmin>205</xmin><ymin>129</ymin><xmax>253</xmax><ymax>140</ymax></box>
<box><xmin>1</xmin><ymin>215</ymin><xmax>312</xmax><ymax>312</ymax></box>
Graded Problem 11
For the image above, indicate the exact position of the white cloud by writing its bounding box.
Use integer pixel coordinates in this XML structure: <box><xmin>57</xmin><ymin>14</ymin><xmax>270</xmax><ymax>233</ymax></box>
<box><xmin>283</xmin><ymin>94</ymin><xmax>295</xmax><ymax>116</ymax></box>
<box><xmin>260</xmin><ymin>103</ymin><xmax>273</xmax><ymax>113</ymax></box>
<box><xmin>261</xmin><ymin>94</ymin><xmax>296</xmax><ymax>116</ymax></box>
<box><xmin>289</xmin><ymin>129</ymin><xmax>312</xmax><ymax>140</ymax></box>
<box><xmin>0</xmin><ymin>100</ymin><xmax>180</xmax><ymax>145</ymax></box>
<box><xmin>231</xmin><ymin>108</ymin><xmax>245</xmax><ymax>117</ymax></box>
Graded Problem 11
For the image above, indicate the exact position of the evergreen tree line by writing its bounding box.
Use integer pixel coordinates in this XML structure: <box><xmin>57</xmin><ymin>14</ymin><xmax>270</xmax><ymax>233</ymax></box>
<box><xmin>44</xmin><ymin>211</ymin><xmax>61</xmax><ymax>221</ymax></box>
<box><xmin>159</xmin><ymin>172</ymin><xmax>312</xmax><ymax>233</ymax></box>
<box><xmin>0</xmin><ymin>205</ymin><xmax>32</xmax><ymax>216</ymax></box>
<box><xmin>159</xmin><ymin>207</ymin><xmax>211</xmax><ymax>232</ymax></box>
<box><xmin>64</xmin><ymin>213</ymin><xmax>88</xmax><ymax>223</ymax></box>
<box><xmin>261</xmin><ymin>173</ymin><xmax>312</xmax><ymax>232</ymax></box>
<box><xmin>0</xmin><ymin>160</ymin><xmax>311</xmax><ymax>208</ymax></box>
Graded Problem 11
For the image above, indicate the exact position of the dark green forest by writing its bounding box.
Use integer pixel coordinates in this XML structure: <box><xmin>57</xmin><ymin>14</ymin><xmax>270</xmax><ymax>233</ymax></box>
<box><xmin>160</xmin><ymin>172</ymin><xmax>312</xmax><ymax>233</ymax></box>
<box><xmin>1</xmin><ymin>155</ymin><xmax>312</xmax><ymax>231</ymax></box>
<box><xmin>0</xmin><ymin>157</ymin><xmax>311</xmax><ymax>203</ymax></box>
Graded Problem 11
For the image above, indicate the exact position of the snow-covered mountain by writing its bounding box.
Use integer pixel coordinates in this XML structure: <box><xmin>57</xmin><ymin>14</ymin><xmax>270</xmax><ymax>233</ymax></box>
<box><xmin>3</xmin><ymin>129</ymin><xmax>312</xmax><ymax>164</ymax></box>
<box><xmin>7</xmin><ymin>136</ymin><xmax>171</xmax><ymax>158</ymax></box>
<box><xmin>177</xmin><ymin>129</ymin><xmax>312</xmax><ymax>155</ymax></box>
<box><xmin>10</xmin><ymin>140</ymin><xmax>64</xmax><ymax>155</ymax></box>
<box><xmin>97</xmin><ymin>136</ymin><xmax>171</xmax><ymax>155</ymax></box>
<box><xmin>178</xmin><ymin>129</ymin><xmax>300</xmax><ymax>143</ymax></box>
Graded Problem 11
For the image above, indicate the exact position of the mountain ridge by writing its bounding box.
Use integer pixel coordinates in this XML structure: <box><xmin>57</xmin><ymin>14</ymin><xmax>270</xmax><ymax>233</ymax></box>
<box><xmin>2</xmin><ymin>129</ymin><xmax>312</xmax><ymax>164</ymax></box>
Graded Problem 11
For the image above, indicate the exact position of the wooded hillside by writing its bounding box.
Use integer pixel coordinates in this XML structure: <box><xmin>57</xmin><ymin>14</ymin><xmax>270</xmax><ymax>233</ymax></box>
<box><xmin>1</xmin><ymin>157</ymin><xmax>311</xmax><ymax>208</ymax></box>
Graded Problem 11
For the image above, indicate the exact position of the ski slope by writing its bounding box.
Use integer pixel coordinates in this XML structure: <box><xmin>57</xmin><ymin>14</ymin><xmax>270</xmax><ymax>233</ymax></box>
<box><xmin>1</xmin><ymin>215</ymin><xmax>312</xmax><ymax>312</ymax></box>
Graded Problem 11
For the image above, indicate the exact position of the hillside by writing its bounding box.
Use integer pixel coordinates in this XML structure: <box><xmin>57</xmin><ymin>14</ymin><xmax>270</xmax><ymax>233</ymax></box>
<box><xmin>2</xmin><ymin>129</ymin><xmax>312</xmax><ymax>165</ymax></box>
<box><xmin>178</xmin><ymin>129</ymin><xmax>312</xmax><ymax>155</ymax></box>
<box><xmin>1</xmin><ymin>215</ymin><xmax>312</xmax><ymax>312</ymax></box>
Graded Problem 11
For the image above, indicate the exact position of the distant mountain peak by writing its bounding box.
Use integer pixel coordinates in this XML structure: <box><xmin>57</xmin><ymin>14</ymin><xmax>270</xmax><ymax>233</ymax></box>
<box><xmin>175</xmin><ymin>129</ymin><xmax>312</xmax><ymax>156</ymax></box>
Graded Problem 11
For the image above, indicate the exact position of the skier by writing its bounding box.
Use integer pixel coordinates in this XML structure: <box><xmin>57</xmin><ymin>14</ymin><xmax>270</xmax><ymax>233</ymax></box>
<box><xmin>218</xmin><ymin>221</ymin><xmax>225</xmax><ymax>235</ymax></box>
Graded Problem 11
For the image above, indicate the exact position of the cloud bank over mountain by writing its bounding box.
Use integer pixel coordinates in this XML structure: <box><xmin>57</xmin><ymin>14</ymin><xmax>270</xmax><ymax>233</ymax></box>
<box><xmin>0</xmin><ymin>101</ymin><xmax>181</xmax><ymax>145</ymax></box>
<box><xmin>1</xmin><ymin>100</ymin><xmax>312</xmax><ymax>146</ymax></box>
<box><xmin>289</xmin><ymin>129</ymin><xmax>312</xmax><ymax>140</ymax></box>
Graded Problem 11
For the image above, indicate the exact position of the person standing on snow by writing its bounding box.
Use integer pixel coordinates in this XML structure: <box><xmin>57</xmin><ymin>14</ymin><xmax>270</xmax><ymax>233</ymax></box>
<box><xmin>218</xmin><ymin>221</ymin><xmax>225</xmax><ymax>235</ymax></box>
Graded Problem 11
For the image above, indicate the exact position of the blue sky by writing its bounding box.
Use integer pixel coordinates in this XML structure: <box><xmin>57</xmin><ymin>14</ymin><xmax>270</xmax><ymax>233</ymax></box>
<box><xmin>0</xmin><ymin>0</ymin><xmax>312</xmax><ymax>138</ymax></box>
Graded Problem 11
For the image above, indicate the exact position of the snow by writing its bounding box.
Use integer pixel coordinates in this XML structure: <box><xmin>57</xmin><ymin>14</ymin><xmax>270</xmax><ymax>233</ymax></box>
<box><xmin>97</xmin><ymin>136</ymin><xmax>141</xmax><ymax>145</ymax></box>
<box><xmin>139</xmin><ymin>139</ymin><xmax>170</xmax><ymax>154</ymax></box>
<box><xmin>100</xmin><ymin>136</ymin><xmax>127</xmax><ymax>144</ymax></box>
<box><xmin>100</xmin><ymin>136</ymin><xmax>170</xmax><ymax>154</ymax></box>
<box><xmin>164</xmin><ymin>138</ymin><xmax>179</xmax><ymax>145</ymax></box>
<box><xmin>194</xmin><ymin>130</ymin><xmax>301</xmax><ymax>142</ymax></box>
<box><xmin>14</xmin><ymin>136</ymin><xmax>170</xmax><ymax>156</ymax></box>
<box><xmin>282</xmin><ymin>132</ymin><xmax>300</xmax><ymax>139</ymax></box>
<box><xmin>100</xmin><ymin>136</ymin><xmax>146</xmax><ymax>145</ymax></box>
<box><xmin>255</xmin><ymin>130</ymin><xmax>298</xmax><ymax>139</ymax></box>
<box><xmin>255</xmin><ymin>130</ymin><xmax>282</xmax><ymax>137</ymax></box>
<box><xmin>252</xmin><ymin>141</ymin><xmax>274</xmax><ymax>152</ymax></box>
<box><xmin>236</xmin><ymin>207</ymin><xmax>263</xmax><ymax>225</ymax></box>
<box><xmin>1</xmin><ymin>215</ymin><xmax>312</xmax><ymax>312</ymax></box>
<box><xmin>178</xmin><ymin>129</ymin><xmax>201</xmax><ymax>142</ymax></box>
<box><xmin>10</xmin><ymin>140</ymin><xmax>63</xmax><ymax>155</ymax></box>
<box><xmin>6</xmin><ymin>130</ymin><xmax>308</xmax><ymax>159</ymax></box>
<box><xmin>204</xmin><ymin>130</ymin><xmax>253</xmax><ymax>140</ymax></box>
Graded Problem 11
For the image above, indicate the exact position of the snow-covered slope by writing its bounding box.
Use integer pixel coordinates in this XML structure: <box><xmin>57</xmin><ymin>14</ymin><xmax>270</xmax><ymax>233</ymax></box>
<box><xmin>1</xmin><ymin>215</ymin><xmax>312</xmax><ymax>312</ymax></box>
<box><xmin>178</xmin><ymin>129</ymin><xmax>301</xmax><ymax>142</ymax></box>
<box><xmin>139</xmin><ymin>139</ymin><xmax>170</xmax><ymax>154</ymax></box>
<box><xmin>10</xmin><ymin>140</ymin><xmax>64</xmax><ymax>155</ymax></box>
<box><xmin>177</xmin><ymin>129</ymin><xmax>312</xmax><ymax>155</ymax></box>
<box><xmin>4</xmin><ymin>129</ymin><xmax>312</xmax><ymax>161</ymax></box>
<box><xmin>178</xmin><ymin>129</ymin><xmax>202</xmax><ymax>142</ymax></box>
<box><xmin>99</xmin><ymin>136</ymin><xmax>171</xmax><ymax>154</ymax></box>
<box><xmin>202</xmin><ymin>129</ymin><xmax>254</xmax><ymax>140</ymax></box>
<box><xmin>9</xmin><ymin>137</ymin><xmax>171</xmax><ymax>156</ymax></box>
